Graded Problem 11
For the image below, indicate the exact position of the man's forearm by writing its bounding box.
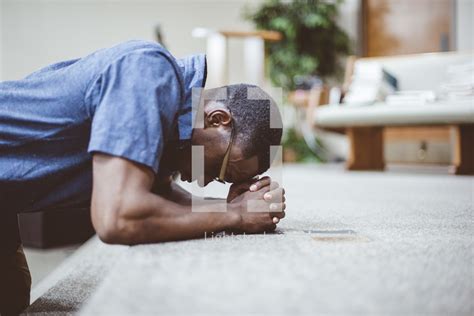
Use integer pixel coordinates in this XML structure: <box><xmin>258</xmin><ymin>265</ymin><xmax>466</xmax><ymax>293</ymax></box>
<box><xmin>97</xmin><ymin>191</ymin><xmax>239</xmax><ymax>245</ymax></box>
<box><xmin>91</xmin><ymin>156</ymin><xmax>285</xmax><ymax>246</ymax></box>
<box><xmin>91</xmin><ymin>155</ymin><xmax>242</xmax><ymax>245</ymax></box>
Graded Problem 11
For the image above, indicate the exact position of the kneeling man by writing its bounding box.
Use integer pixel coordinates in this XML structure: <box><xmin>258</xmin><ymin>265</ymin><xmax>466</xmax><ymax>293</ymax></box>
<box><xmin>0</xmin><ymin>40</ymin><xmax>286</xmax><ymax>314</ymax></box>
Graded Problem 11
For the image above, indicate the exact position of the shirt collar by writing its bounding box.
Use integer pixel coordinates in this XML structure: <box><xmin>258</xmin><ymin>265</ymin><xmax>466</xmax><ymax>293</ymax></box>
<box><xmin>175</xmin><ymin>54</ymin><xmax>207</xmax><ymax>140</ymax></box>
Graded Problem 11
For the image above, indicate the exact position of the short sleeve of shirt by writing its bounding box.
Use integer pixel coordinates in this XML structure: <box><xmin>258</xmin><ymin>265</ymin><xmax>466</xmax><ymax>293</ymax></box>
<box><xmin>86</xmin><ymin>50</ymin><xmax>182</xmax><ymax>173</ymax></box>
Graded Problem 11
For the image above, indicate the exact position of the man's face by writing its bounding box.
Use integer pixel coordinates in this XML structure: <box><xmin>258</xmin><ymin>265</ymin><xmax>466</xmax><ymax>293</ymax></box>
<box><xmin>178</xmin><ymin>101</ymin><xmax>260</xmax><ymax>186</ymax></box>
<box><xmin>179</xmin><ymin>130</ymin><xmax>260</xmax><ymax>186</ymax></box>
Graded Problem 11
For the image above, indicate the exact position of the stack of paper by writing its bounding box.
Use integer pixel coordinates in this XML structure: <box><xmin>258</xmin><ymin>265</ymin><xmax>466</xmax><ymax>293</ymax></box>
<box><xmin>440</xmin><ymin>61</ymin><xmax>474</xmax><ymax>101</ymax></box>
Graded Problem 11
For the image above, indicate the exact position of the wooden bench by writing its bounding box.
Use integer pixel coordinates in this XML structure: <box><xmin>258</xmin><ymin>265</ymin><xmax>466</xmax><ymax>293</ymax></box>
<box><xmin>313</xmin><ymin>101</ymin><xmax>474</xmax><ymax>174</ymax></box>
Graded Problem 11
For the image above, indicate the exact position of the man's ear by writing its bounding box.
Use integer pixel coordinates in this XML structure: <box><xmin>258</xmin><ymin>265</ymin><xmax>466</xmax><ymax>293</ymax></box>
<box><xmin>206</xmin><ymin>109</ymin><xmax>232</xmax><ymax>128</ymax></box>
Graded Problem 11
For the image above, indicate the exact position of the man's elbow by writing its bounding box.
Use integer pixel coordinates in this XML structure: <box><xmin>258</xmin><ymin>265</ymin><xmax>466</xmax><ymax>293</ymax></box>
<box><xmin>92</xmin><ymin>206</ymin><xmax>139</xmax><ymax>245</ymax></box>
<box><xmin>95</xmin><ymin>222</ymin><xmax>125</xmax><ymax>245</ymax></box>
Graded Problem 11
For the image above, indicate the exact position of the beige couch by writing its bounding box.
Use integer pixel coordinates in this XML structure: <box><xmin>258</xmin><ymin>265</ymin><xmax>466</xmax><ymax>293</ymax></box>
<box><xmin>314</xmin><ymin>52</ymin><xmax>474</xmax><ymax>174</ymax></box>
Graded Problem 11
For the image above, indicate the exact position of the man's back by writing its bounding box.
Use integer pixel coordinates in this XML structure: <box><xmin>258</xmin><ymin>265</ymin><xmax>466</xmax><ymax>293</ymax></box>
<box><xmin>0</xmin><ymin>40</ymin><xmax>188</xmax><ymax>213</ymax></box>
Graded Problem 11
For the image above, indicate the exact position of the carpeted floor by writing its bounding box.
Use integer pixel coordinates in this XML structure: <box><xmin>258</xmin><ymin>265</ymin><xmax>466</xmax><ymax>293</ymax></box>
<box><xmin>25</xmin><ymin>164</ymin><xmax>473</xmax><ymax>315</ymax></box>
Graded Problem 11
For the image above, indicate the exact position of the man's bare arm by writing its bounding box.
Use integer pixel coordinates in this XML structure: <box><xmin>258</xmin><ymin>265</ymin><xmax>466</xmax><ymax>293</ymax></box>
<box><xmin>91</xmin><ymin>154</ymin><xmax>283</xmax><ymax>245</ymax></box>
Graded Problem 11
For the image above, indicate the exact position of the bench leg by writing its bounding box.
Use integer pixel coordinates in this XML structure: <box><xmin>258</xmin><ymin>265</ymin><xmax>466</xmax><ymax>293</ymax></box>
<box><xmin>451</xmin><ymin>124</ymin><xmax>474</xmax><ymax>175</ymax></box>
<box><xmin>347</xmin><ymin>127</ymin><xmax>385</xmax><ymax>171</ymax></box>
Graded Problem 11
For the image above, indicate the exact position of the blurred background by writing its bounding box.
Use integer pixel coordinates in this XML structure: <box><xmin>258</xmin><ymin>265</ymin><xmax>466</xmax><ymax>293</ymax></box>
<box><xmin>1</xmin><ymin>0</ymin><xmax>472</xmax><ymax>166</ymax></box>
<box><xmin>0</xmin><ymin>0</ymin><xmax>473</xmax><ymax>289</ymax></box>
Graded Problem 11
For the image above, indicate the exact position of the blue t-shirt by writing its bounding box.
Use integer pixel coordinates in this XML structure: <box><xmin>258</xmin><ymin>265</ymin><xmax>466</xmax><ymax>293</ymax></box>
<box><xmin>0</xmin><ymin>40</ymin><xmax>206</xmax><ymax>213</ymax></box>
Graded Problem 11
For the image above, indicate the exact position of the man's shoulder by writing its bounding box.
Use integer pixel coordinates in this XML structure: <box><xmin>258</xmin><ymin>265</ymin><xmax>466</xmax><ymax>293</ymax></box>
<box><xmin>101</xmin><ymin>40</ymin><xmax>172</xmax><ymax>62</ymax></box>
<box><xmin>86</xmin><ymin>40</ymin><xmax>179</xmax><ymax>77</ymax></box>
<box><xmin>111</xmin><ymin>40</ymin><xmax>166</xmax><ymax>53</ymax></box>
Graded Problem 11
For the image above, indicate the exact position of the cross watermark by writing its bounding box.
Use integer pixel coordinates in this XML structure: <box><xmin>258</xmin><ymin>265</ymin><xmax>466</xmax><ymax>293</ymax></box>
<box><xmin>188</xmin><ymin>85</ymin><xmax>284</xmax><ymax>213</ymax></box>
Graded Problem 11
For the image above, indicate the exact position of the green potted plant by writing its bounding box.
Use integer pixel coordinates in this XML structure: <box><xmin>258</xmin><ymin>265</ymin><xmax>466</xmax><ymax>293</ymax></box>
<box><xmin>244</xmin><ymin>0</ymin><xmax>351</xmax><ymax>90</ymax></box>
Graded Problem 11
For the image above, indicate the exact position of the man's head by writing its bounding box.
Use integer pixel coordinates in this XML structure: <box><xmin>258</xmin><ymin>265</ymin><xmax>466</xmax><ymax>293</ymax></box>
<box><xmin>180</xmin><ymin>84</ymin><xmax>282</xmax><ymax>186</ymax></box>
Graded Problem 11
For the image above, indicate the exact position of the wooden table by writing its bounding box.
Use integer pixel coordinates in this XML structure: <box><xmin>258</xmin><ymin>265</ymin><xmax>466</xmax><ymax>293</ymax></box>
<box><xmin>313</xmin><ymin>101</ymin><xmax>474</xmax><ymax>174</ymax></box>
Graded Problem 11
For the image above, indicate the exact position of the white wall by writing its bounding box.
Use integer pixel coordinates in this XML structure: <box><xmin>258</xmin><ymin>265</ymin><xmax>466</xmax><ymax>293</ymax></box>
<box><xmin>456</xmin><ymin>0</ymin><xmax>474</xmax><ymax>51</ymax></box>
<box><xmin>0</xmin><ymin>0</ymin><xmax>259</xmax><ymax>81</ymax></box>
<box><xmin>0</xmin><ymin>0</ymin><xmax>360</xmax><ymax>82</ymax></box>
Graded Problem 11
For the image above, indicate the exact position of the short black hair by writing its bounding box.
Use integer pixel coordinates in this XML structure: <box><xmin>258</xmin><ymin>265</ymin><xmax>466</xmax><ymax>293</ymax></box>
<box><xmin>224</xmin><ymin>84</ymin><xmax>283</xmax><ymax>174</ymax></box>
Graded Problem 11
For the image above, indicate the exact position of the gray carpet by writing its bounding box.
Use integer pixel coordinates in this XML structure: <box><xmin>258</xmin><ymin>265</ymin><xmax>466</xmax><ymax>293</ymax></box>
<box><xmin>25</xmin><ymin>239</ymin><xmax>127</xmax><ymax>315</ymax></box>
<box><xmin>24</xmin><ymin>164</ymin><xmax>473</xmax><ymax>315</ymax></box>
